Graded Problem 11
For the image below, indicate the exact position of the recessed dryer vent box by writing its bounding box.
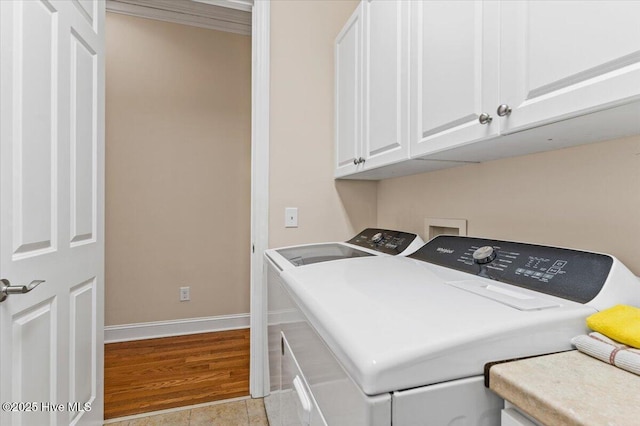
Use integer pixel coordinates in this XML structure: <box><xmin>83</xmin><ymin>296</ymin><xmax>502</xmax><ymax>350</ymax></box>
<box><xmin>425</xmin><ymin>218</ymin><xmax>467</xmax><ymax>240</ymax></box>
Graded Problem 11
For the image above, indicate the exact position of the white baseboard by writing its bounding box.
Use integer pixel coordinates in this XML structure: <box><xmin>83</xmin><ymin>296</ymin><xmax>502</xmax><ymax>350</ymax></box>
<box><xmin>104</xmin><ymin>313</ymin><xmax>250</xmax><ymax>343</ymax></box>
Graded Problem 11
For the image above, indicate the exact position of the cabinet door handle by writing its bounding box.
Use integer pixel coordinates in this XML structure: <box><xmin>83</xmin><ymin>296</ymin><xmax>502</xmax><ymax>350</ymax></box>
<box><xmin>353</xmin><ymin>158</ymin><xmax>359</xmax><ymax>165</ymax></box>
<box><xmin>359</xmin><ymin>157</ymin><xmax>365</xmax><ymax>164</ymax></box>
<box><xmin>478</xmin><ymin>113</ymin><xmax>493</xmax><ymax>125</ymax></box>
<box><xmin>497</xmin><ymin>104</ymin><xmax>512</xmax><ymax>117</ymax></box>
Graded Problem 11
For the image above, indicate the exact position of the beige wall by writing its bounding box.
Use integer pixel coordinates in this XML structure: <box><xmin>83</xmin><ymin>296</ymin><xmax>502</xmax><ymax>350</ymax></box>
<box><xmin>105</xmin><ymin>13</ymin><xmax>251</xmax><ymax>325</ymax></box>
<box><xmin>377</xmin><ymin>135</ymin><xmax>640</xmax><ymax>274</ymax></box>
<box><xmin>269</xmin><ymin>0</ymin><xmax>378</xmax><ymax>248</ymax></box>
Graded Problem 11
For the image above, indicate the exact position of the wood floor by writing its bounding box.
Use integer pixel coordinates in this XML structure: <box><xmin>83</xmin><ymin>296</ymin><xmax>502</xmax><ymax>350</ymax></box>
<box><xmin>104</xmin><ymin>329</ymin><xmax>250</xmax><ymax>419</ymax></box>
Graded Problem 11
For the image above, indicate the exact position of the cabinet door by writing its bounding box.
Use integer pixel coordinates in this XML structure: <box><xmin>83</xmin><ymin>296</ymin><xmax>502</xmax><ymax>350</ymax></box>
<box><xmin>410</xmin><ymin>0</ymin><xmax>500</xmax><ymax>158</ymax></box>
<box><xmin>500</xmin><ymin>0</ymin><xmax>640</xmax><ymax>134</ymax></box>
<box><xmin>361</xmin><ymin>0</ymin><xmax>409</xmax><ymax>169</ymax></box>
<box><xmin>335</xmin><ymin>4</ymin><xmax>362</xmax><ymax>178</ymax></box>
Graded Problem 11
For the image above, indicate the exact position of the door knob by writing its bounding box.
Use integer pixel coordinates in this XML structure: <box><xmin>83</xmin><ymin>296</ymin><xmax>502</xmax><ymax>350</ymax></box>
<box><xmin>497</xmin><ymin>104</ymin><xmax>512</xmax><ymax>117</ymax></box>
<box><xmin>0</xmin><ymin>279</ymin><xmax>45</xmax><ymax>303</ymax></box>
<box><xmin>478</xmin><ymin>113</ymin><xmax>493</xmax><ymax>125</ymax></box>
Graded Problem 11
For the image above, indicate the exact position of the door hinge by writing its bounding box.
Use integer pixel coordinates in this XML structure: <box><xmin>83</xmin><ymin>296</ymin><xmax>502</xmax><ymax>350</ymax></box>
<box><xmin>252</xmin><ymin>244</ymin><xmax>255</xmax><ymax>254</ymax></box>
<box><xmin>281</xmin><ymin>337</ymin><xmax>285</xmax><ymax>356</ymax></box>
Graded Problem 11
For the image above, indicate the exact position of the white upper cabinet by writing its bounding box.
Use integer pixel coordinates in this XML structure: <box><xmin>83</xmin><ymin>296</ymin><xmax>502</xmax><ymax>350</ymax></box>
<box><xmin>410</xmin><ymin>0</ymin><xmax>500</xmax><ymax>158</ymax></box>
<box><xmin>335</xmin><ymin>3</ymin><xmax>362</xmax><ymax>177</ymax></box>
<box><xmin>361</xmin><ymin>0</ymin><xmax>409</xmax><ymax>169</ymax></box>
<box><xmin>335</xmin><ymin>0</ymin><xmax>410</xmax><ymax>178</ymax></box>
<box><xmin>335</xmin><ymin>0</ymin><xmax>640</xmax><ymax>179</ymax></box>
<box><xmin>500</xmin><ymin>0</ymin><xmax>640</xmax><ymax>134</ymax></box>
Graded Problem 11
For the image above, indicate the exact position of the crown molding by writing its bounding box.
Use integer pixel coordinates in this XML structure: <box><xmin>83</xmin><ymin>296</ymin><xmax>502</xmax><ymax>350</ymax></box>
<box><xmin>192</xmin><ymin>0</ymin><xmax>253</xmax><ymax>13</ymax></box>
<box><xmin>106</xmin><ymin>0</ymin><xmax>252</xmax><ymax>35</ymax></box>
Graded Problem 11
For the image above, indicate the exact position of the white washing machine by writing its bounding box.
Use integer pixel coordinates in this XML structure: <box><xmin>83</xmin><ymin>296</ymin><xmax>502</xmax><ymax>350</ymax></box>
<box><xmin>262</xmin><ymin>228</ymin><xmax>424</xmax><ymax>425</ymax></box>
<box><xmin>269</xmin><ymin>235</ymin><xmax>640</xmax><ymax>426</ymax></box>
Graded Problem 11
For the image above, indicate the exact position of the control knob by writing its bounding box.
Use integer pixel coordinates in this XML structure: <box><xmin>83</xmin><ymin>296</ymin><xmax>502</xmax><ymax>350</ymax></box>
<box><xmin>371</xmin><ymin>232</ymin><xmax>384</xmax><ymax>243</ymax></box>
<box><xmin>473</xmin><ymin>246</ymin><xmax>497</xmax><ymax>264</ymax></box>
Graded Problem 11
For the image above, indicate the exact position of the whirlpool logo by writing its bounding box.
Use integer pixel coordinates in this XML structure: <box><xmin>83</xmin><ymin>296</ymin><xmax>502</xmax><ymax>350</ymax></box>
<box><xmin>436</xmin><ymin>247</ymin><xmax>454</xmax><ymax>254</ymax></box>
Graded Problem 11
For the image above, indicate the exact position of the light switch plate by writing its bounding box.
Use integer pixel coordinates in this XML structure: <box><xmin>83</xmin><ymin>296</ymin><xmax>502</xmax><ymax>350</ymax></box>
<box><xmin>285</xmin><ymin>207</ymin><xmax>298</xmax><ymax>228</ymax></box>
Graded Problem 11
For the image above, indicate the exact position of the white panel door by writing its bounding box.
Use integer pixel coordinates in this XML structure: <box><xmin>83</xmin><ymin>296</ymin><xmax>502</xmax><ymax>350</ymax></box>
<box><xmin>361</xmin><ymin>0</ymin><xmax>409</xmax><ymax>169</ymax></box>
<box><xmin>334</xmin><ymin>3</ymin><xmax>362</xmax><ymax>178</ymax></box>
<box><xmin>0</xmin><ymin>1</ymin><xmax>105</xmax><ymax>425</ymax></box>
<box><xmin>500</xmin><ymin>0</ymin><xmax>640</xmax><ymax>134</ymax></box>
<box><xmin>410</xmin><ymin>0</ymin><xmax>500</xmax><ymax>158</ymax></box>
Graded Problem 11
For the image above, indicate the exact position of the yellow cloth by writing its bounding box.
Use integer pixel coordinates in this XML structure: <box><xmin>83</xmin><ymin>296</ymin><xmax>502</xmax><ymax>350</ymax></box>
<box><xmin>586</xmin><ymin>304</ymin><xmax>640</xmax><ymax>349</ymax></box>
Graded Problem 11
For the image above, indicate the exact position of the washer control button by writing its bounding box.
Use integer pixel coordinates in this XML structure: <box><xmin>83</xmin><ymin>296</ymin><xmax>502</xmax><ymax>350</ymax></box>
<box><xmin>371</xmin><ymin>232</ymin><xmax>384</xmax><ymax>243</ymax></box>
<box><xmin>473</xmin><ymin>246</ymin><xmax>497</xmax><ymax>264</ymax></box>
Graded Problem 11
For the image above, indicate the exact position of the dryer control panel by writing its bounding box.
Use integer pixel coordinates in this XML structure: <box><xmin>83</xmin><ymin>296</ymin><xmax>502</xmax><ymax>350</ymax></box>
<box><xmin>409</xmin><ymin>235</ymin><xmax>613</xmax><ymax>303</ymax></box>
<box><xmin>347</xmin><ymin>228</ymin><xmax>419</xmax><ymax>255</ymax></box>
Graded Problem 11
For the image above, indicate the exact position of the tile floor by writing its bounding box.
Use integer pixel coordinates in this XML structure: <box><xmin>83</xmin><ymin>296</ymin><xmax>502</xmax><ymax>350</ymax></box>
<box><xmin>105</xmin><ymin>398</ymin><xmax>268</xmax><ymax>426</ymax></box>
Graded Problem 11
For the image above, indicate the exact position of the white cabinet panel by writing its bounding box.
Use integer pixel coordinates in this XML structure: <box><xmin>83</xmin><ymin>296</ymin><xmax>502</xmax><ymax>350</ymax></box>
<box><xmin>410</xmin><ymin>0</ymin><xmax>500</xmax><ymax>158</ymax></box>
<box><xmin>500</xmin><ymin>0</ymin><xmax>640</xmax><ymax>133</ymax></box>
<box><xmin>335</xmin><ymin>4</ymin><xmax>362</xmax><ymax>177</ymax></box>
<box><xmin>335</xmin><ymin>1</ymin><xmax>410</xmax><ymax>177</ymax></box>
<box><xmin>361</xmin><ymin>0</ymin><xmax>408</xmax><ymax>169</ymax></box>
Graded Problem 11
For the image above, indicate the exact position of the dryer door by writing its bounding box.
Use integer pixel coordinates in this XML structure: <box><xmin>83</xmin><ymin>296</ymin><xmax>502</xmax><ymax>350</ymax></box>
<box><xmin>281</xmin><ymin>333</ymin><xmax>328</xmax><ymax>426</ymax></box>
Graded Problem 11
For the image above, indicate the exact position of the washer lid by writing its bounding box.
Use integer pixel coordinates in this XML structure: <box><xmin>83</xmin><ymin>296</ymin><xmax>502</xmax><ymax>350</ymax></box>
<box><xmin>281</xmin><ymin>255</ymin><xmax>600</xmax><ymax>395</ymax></box>
<box><xmin>275</xmin><ymin>243</ymin><xmax>374</xmax><ymax>267</ymax></box>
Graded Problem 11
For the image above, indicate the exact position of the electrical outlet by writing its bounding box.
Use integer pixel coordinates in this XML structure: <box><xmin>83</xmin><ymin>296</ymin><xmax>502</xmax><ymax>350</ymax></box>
<box><xmin>180</xmin><ymin>286</ymin><xmax>190</xmax><ymax>302</ymax></box>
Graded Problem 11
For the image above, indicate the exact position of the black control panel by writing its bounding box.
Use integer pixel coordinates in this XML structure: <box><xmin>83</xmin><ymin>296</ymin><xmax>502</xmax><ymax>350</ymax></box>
<box><xmin>409</xmin><ymin>235</ymin><xmax>613</xmax><ymax>303</ymax></box>
<box><xmin>347</xmin><ymin>228</ymin><xmax>418</xmax><ymax>255</ymax></box>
